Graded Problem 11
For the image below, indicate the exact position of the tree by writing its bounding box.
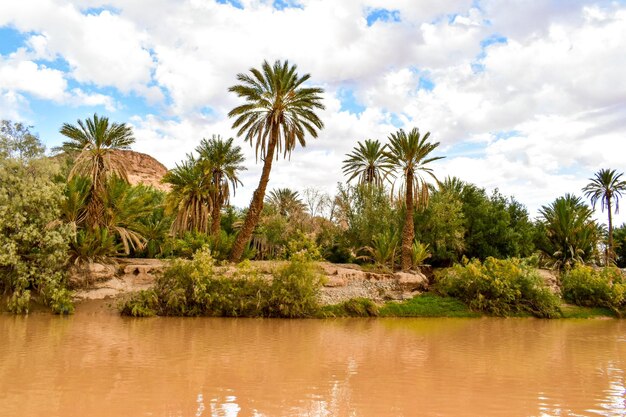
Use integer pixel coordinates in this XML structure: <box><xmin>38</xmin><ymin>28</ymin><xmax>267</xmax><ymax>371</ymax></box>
<box><xmin>414</xmin><ymin>188</ymin><xmax>465</xmax><ymax>266</ymax></box>
<box><xmin>196</xmin><ymin>135</ymin><xmax>246</xmax><ymax>236</ymax></box>
<box><xmin>583</xmin><ymin>168</ymin><xmax>626</xmax><ymax>263</ymax></box>
<box><xmin>163</xmin><ymin>155</ymin><xmax>213</xmax><ymax>236</ymax></box>
<box><xmin>342</xmin><ymin>139</ymin><xmax>393</xmax><ymax>187</ymax></box>
<box><xmin>0</xmin><ymin>157</ymin><xmax>72</xmax><ymax>314</ymax></box>
<box><xmin>265</xmin><ymin>188</ymin><xmax>306</xmax><ymax>217</ymax></box>
<box><xmin>0</xmin><ymin>120</ymin><xmax>45</xmax><ymax>160</ymax></box>
<box><xmin>538</xmin><ymin>194</ymin><xmax>599</xmax><ymax>268</ymax></box>
<box><xmin>385</xmin><ymin>128</ymin><xmax>443</xmax><ymax>270</ymax></box>
<box><xmin>227</xmin><ymin>60</ymin><xmax>325</xmax><ymax>262</ymax></box>
<box><xmin>56</xmin><ymin>114</ymin><xmax>135</xmax><ymax>228</ymax></box>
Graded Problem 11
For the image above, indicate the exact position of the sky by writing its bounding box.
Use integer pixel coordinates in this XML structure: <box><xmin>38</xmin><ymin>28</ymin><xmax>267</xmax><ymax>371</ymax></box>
<box><xmin>1</xmin><ymin>0</ymin><xmax>625</xmax><ymax>225</ymax></box>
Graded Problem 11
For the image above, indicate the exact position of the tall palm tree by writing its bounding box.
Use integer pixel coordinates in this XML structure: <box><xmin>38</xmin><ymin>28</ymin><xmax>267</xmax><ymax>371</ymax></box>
<box><xmin>385</xmin><ymin>127</ymin><xmax>443</xmax><ymax>270</ymax></box>
<box><xmin>162</xmin><ymin>155</ymin><xmax>213</xmax><ymax>236</ymax></box>
<box><xmin>583</xmin><ymin>168</ymin><xmax>626</xmax><ymax>263</ymax></box>
<box><xmin>227</xmin><ymin>59</ymin><xmax>325</xmax><ymax>262</ymax></box>
<box><xmin>539</xmin><ymin>194</ymin><xmax>599</xmax><ymax>268</ymax></box>
<box><xmin>196</xmin><ymin>135</ymin><xmax>246</xmax><ymax>236</ymax></box>
<box><xmin>265</xmin><ymin>188</ymin><xmax>306</xmax><ymax>217</ymax></box>
<box><xmin>57</xmin><ymin>113</ymin><xmax>135</xmax><ymax>228</ymax></box>
<box><xmin>342</xmin><ymin>139</ymin><xmax>394</xmax><ymax>187</ymax></box>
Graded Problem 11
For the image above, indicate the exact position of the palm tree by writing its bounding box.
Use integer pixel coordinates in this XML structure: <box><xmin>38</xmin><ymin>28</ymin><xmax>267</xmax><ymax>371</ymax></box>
<box><xmin>162</xmin><ymin>155</ymin><xmax>213</xmax><ymax>236</ymax></box>
<box><xmin>539</xmin><ymin>194</ymin><xmax>599</xmax><ymax>268</ymax></box>
<box><xmin>385</xmin><ymin>128</ymin><xmax>443</xmax><ymax>270</ymax></box>
<box><xmin>227</xmin><ymin>59</ymin><xmax>325</xmax><ymax>262</ymax></box>
<box><xmin>196</xmin><ymin>135</ymin><xmax>246</xmax><ymax>236</ymax></box>
<box><xmin>57</xmin><ymin>114</ymin><xmax>135</xmax><ymax>228</ymax></box>
<box><xmin>437</xmin><ymin>176</ymin><xmax>467</xmax><ymax>195</ymax></box>
<box><xmin>583</xmin><ymin>168</ymin><xmax>626</xmax><ymax>263</ymax></box>
<box><xmin>342</xmin><ymin>139</ymin><xmax>394</xmax><ymax>187</ymax></box>
<box><xmin>265</xmin><ymin>188</ymin><xmax>306</xmax><ymax>217</ymax></box>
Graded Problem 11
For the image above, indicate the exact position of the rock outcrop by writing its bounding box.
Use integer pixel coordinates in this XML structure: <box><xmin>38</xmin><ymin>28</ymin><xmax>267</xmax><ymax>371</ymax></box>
<box><xmin>113</xmin><ymin>150</ymin><xmax>170</xmax><ymax>192</ymax></box>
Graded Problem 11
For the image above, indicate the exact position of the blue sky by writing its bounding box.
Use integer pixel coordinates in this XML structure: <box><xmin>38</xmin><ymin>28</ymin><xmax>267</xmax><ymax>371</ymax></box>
<box><xmin>1</xmin><ymin>0</ymin><xmax>625</xmax><ymax>225</ymax></box>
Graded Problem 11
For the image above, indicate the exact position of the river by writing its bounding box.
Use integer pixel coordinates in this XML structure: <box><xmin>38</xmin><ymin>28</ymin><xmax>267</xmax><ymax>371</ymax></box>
<box><xmin>1</xmin><ymin>303</ymin><xmax>624</xmax><ymax>416</ymax></box>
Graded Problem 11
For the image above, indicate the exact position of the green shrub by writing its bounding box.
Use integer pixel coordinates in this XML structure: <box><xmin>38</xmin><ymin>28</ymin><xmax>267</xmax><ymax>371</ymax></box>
<box><xmin>561</xmin><ymin>265</ymin><xmax>625</xmax><ymax>312</ymax></box>
<box><xmin>437</xmin><ymin>257</ymin><xmax>561</xmax><ymax>318</ymax></box>
<box><xmin>120</xmin><ymin>248</ymin><xmax>322</xmax><ymax>318</ymax></box>
<box><xmin>48</xmin><ymin>287</ymin><xmax>75</xmax><ymax>315</ymax></box>
<box><xmin>0</xmin><ymin>157</ymin><xmax>73</xmax><ymax>314</ymax></box>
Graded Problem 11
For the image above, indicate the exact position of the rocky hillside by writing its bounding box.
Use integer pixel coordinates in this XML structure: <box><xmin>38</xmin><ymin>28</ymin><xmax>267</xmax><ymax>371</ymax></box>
<box><xmin>113</xmin><ymin>150</ymin><xmax>170</xmax><ymax>192</ymax></box>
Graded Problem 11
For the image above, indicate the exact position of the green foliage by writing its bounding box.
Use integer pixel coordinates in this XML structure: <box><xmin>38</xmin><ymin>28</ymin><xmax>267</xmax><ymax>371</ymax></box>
<box><xmin>437</xmin><ymin>257</ymin><xmax>561</xmax><ymax>318</ymax></box>
<box><xmin>342</xmin><ymin>139</ymin><xmax>393</xmax><ymax>187</ymax></box>
<box><xmin>411</xmin><ymin>241</ymin><xmax>431</xmax><ymax>267</ymax></box>
<box><xmin>614</xmin><ymin>223</ymin><xmax>626</xmax><ymax>268</ymax></box>
<box><xmin>379</xmin><ymin>293</ymin><xmax>479</xmax><ymax>317</ymax></box>
<box><xmin>358</xmin><ymin>228</ymin><xmax>398</xmax><ymax>268</ymax></box>
<box><xmin>561</xmin><ymin>265</ymin><xmax>625</xmax><ymax>312</ymax></box>
<box><xmin>267</xmin><ymin>252</ymin><xmax>323</xmax><ymax>317</ymax></box>
<box><xmin>120</xmin><ymin>249</ymin><xmax>322</xmax><ymax>317</ymax></box>
<box><xmin>538</xmin><ymin>194</ymin><xmax>599</xmax><ymax>268</ymax></box>
<box><xmin>414</xmin><ymin>189</ymin><xmax>465</xmax><ymax>265</ymax></box>
<box><xmin>321</xmin><ymin>297</ymin><xmax>379</xmax><ymax>317</ymax></box>
<box><xmin>0</xmin><ymin>157</ymin><xmax>73</xmax><ymax>314</ymax></box>
<box><xmin>285</xmin><ymin>231</ymin><xmax>322</xmax><ymax>261</ymax></box>
<box><xmin>460</xmin><ymin>186</ymin><xmax>535</xmax><ymax>260</ymax></box>
<box><xmin>335</xmin><ymin>183</ymin><xmax>400</xmax><ymax>257</ymax></box>
<box><xmin>56</xmin><ymin>113</ymin><xmax>135</xmax><ymax>229</ymax></box>
<box><xmin>163</xmin><ymin>155</ymin><xmax>212</xmax><ymax>235</ymax></box>
<box><xmin>0</xmin><ymin>120</ymin><xmax>45</xmax><ymax>160</ymax></box>
<box><xmin>48</xmin><ymin>287</ymin><xmax>75</xmax><ymax>315</ymax></box>
<box><xmin>7</xmin><ymin>290</ymin><xmax>31</xmax><ymax>314</ymax></box>
<box><xmin>68</xmin><ymin>227</ymin><xmax>118</xmax><ymax>264</ymax></box>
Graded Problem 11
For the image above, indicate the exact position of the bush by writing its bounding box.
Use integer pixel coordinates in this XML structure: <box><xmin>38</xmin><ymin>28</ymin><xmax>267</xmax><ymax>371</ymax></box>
<box><xmin>437</xmin><ymin>257</ymin><xmax>561</xmax><ymax>318</ymax></box>
<box><xmin>120</xmin><ymin>248</ymin><xmax>322</xmax><ymax>318</ymax></box>
<box><xmin>0</xmin><ymin>157</ymin><xmax>73</xmax><ymax>314</ymax></box>
<box><xmin>561</xmin><ymin>265</ymin><xmax>625</xmax><ymax>312</ymax></box>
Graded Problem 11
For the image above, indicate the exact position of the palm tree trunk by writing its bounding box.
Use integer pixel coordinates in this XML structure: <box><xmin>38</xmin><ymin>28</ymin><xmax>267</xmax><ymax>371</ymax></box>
<box><xmin>87</xmin><ymin>155</ymin><xmax>106</xmax><ymax>229</ymax></box>
<box><xmin>401</xmin><ymin>170</ymin><xmax>414</xmax><ymax>270</ymax></box>
<box><xmin>211</xmin><ymin>172</ymin><xmax>223</xmax><ymax>237</ymax></box>
<box><xmin>229</xmin><ymin>133</ymin><xmax>277</xmax><ymax>262</ymax></box>
<box><xmin>607</xmin><ymin>197</ymin><xmax>614</xmax><ymax>264</ymax></box>
<box><xmin>211</xmin><ymin>201</ymin><xmax>222</xmax><ymax>237</ymax></box>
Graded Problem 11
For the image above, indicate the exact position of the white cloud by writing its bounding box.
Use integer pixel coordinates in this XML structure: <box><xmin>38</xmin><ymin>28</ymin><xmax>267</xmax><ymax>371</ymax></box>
<box><xmin>1</xmin><ymin>0</ymin><xmax>626</xmax><ymax>228</ymax></box>
<box><xmin>0</xmin><ymin>57</ymin><xmax>67</xmax><ymax>101</ymax></box>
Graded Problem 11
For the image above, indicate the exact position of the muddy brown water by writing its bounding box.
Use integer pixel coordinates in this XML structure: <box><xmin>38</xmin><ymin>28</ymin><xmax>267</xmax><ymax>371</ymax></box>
<box><xmin>1</xmin><ymin>304</ymin><xmax>625</xmax><ymax>417</ymax></box>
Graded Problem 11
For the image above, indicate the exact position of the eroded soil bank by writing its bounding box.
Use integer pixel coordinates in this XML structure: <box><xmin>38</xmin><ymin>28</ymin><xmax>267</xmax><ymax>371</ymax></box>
<box><xmin>70</xmin><ymin>259</ymin><xmax>432</xmax><ymax>305</ymax></box>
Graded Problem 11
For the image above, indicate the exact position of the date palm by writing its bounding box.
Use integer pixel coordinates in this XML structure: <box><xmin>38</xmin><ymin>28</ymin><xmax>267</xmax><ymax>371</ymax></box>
<box><xmin>342</xmin><ymin>139</ymin><xmax>393</xmax><ymax>187</ymax></box>
<box><xmin>539</xmin><ymin>194</ymin><xmax>599</xmax><ymax>268</ymax></box>
<box><xmin>385</xmin><ymin>128</ymin><xmax>443</xmax><ymax>270</ymax></box>
<box><xmin>227</xmin><ymin>59</ymin><xmax>325</xmax><ymax>262</ymax></box>
<box><xmin>266</xmin><ymin>188</ymin><xmax>306</xmax><ymax>217</ymax></box>
<box><xmin>163</xmin><ymin>155</ymin><xmax>212</xmax><ymax>236</ymax></box>
<box><xmin>57</xmin><ymin>114</ymin><xmax>134</xmax><ymax>228</ymax></box>
<box><xmin>583</xmin><ymin>168</ymin><xmax>626</xmax><ymax>263</ymax></box>
<box><xmin>196</xmin><ymin>135</ymin><xmax>246</xmax><ymax>236</ymax></box>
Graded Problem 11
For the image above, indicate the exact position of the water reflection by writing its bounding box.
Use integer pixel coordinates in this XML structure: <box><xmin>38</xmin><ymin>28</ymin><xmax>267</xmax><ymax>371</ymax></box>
<box><xmin>0</xmin><ymin>312</ymin><xmax>625</xmax><ymax>417</ymax></box>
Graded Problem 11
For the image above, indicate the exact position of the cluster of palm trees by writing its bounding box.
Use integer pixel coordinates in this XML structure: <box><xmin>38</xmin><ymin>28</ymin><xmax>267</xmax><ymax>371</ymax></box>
<box><xmin>163</xmin><ymin>135</ymin><xmax>245</xmax><ymax>238</ymax></box>
<box><xmin>537</xmin><ymin>169</ymin><xmax>626</xmax><ymax>268</ymax></box>
<box><xmin>54</xmin><ymin>58</ymin><xmax>625</xmax><ymax>271</ymax></box>
<box><xmin>342</xmin><ymin>129</ymin><xmax>444</xmax><ymax>270</ymax></box>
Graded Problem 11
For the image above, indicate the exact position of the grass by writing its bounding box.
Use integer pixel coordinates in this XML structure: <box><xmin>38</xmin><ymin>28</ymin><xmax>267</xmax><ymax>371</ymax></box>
<box><xmin>379</xmin><ymin>293</ymin><xmax>481</xmax><ymax>318</ymax></box>
<box><xmin>559</xmin><ymin>303</ymin><xmax>619</xmax><ymax>319</ymax></box>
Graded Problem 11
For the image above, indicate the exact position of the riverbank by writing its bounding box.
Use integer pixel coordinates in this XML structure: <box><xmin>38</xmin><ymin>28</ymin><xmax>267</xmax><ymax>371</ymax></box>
<box><xmin>70</xmin><ymin>258</ymin><xmax>431</xmax><ymax>305</ymax></box>
<box><xmin>62</xmin><ymin>258</ymin><xmax>621</xmax><ymax>319</ymax></box>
